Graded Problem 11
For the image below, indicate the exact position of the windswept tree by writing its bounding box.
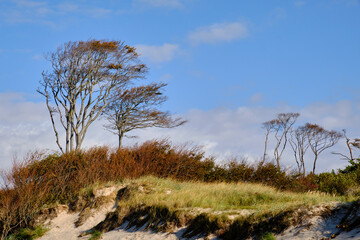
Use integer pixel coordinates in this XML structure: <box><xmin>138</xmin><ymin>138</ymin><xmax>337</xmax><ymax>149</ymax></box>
<box><xmin>305</xmin><ymin>123</ymin><xmax>343</xmax><ymax>174</ymax></box>
<box><xmin>289</xmin><ymin>125</ymin><xmax>310</xmax><ymax>177</ymax></box>
<box><xmin>38</xmin><ymin>40</ymin><xmax>147</xmax><ymax>153</ymax></box>
<box><xmin>332</xmin><ymin>129</ymin><xmax>360</xmax><ymax>165</ymax></box>
<box><xmin>102</xmin><ymin>83</ymin><xmax>186</xmax><ymax>148</ymax></box>
<box><xmin>263</xmin><ymin>113</ymin><xmax>300</xmax><ymax>168</ymax></box>
<box><xmin>261</xmin><ymin>119</ymin><xmax>276</xmax><ymax>163</ymax></box>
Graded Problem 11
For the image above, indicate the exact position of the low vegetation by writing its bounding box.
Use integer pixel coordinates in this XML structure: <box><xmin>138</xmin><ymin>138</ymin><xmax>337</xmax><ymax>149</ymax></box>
<box><xmin>6</xmin><ymin>225</ymin><xmax>48</xmax><ymax>240</ymax></box>
<box><xmin>84</xmin><ymin>176</ymin><xmax>346</xmax><ymax>239</ymax></box>
<box><xmin>115</xmin><ymin>176</ymin><xmax>346</xmax><ymax>213</ymax></box>
<box><xmin>1</xmin><ymin>139</ymin><xmax>360</xmax><ymax>239</ymax></box>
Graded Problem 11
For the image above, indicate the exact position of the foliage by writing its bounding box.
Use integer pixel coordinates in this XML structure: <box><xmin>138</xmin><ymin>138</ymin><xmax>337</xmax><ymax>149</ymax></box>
<box><xmin>313</xmin><ymin>171</ymin><xmax>357</xmax><ymax>195</ymax></box>
<box><xmin>304</xmin><ymin>123</ymin><xmax>343</xmax><ymax>174</ymax></box>
<box><xmin>38</xmin><ymin>40</ymin><xmax>147</xmax><ymax>153</ymax></box>
<box><xmin>103</xmin><ymin>83</ymin><xmax>186</xmax><ymax>148</ymax></box>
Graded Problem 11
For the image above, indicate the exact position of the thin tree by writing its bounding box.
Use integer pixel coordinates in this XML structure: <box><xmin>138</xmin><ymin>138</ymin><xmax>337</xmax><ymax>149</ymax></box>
<box><xmin>102</xmin><ymin>83</ymin><xmax>186</xmax><ymax>148</ymax></box>
<box><xmin>38</xmin><ymin>40</ymin><xmax>147</xmax><ymax>153</ymax></box>
<box><xmin>267</xmin><ymin>113</ymin><xmax>300</xmax><ymax>168</ymax></box>
<box><xmin>332</xmin><ymin>129</ymin><xmax>360</xmax><ymax>165</ymax></box>
<box><xmin>289</xmin><ymin>125</ymin><xmax>310</xmax><ymax>177</ymax></box>
<box><xmin>261</xmin><ymin>119</ymin><xmax>276</xmax><ymax>163</ymax></box>
<box><xmin>305</xmin><ymin>123</ymin><xmax>343</xmax><ymax>174</ymax></box>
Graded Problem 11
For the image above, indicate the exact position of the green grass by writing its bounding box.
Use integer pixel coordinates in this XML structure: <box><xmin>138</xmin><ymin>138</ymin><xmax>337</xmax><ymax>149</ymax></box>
<box><xmin>82</xmin><ymin>176</ymin><xmax>352</xmax><ymax>239</ymax></box>
<box><xmin>7</xmin><ymin>225</ymin><xmax>48</xmax><ymax>240</ymax></box>
<box><xmin>260</xmin><ymin>232</ymin><xmax>277</xmax><ymax>240</ymax></box>
<box><xmin>89</xmin><ymin>230</ymin><xmax>102</xmax><ymax>240</ymax></box>
<box><xmin>110</xmin><ymin>176</ymin><xmax>349</xmax><ymax>215</ymax></box>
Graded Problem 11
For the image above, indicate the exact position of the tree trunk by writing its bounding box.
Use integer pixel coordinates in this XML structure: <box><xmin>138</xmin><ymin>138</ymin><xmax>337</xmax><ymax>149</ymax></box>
<box><xmin>118</xmin><ymin>132</ymin><xmax>124</xmax><ymax>148</ymax></box>
<box><xmin>262</xmin><ymin>132</ymin><xmax>269</xmax><ymax>164</ymax></box>
<box><xmin>312</xmin><ymin>154</ymin><xmax>318</xmax><ymax>174</ymax></box>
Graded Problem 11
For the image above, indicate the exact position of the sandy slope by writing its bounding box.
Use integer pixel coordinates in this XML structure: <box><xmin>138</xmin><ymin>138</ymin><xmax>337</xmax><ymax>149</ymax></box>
<box><xmin>38</xmin><ymin>186</ymin><xmax>216</xmax><ymax>240</ymax></box>
<box><xmin>38</xmin><ymin>204</ymin><xmax>216</xmax><ymax>240</ymax></box>
<box><xmin>38</xmin><ymin>202</ymin><xmax>360</xmax><ymax>240</ymax></box>
<box><xmin>277</xmin><ymin>202</ymin><xmax>360</xmax><ymax>240</ymax></box>
<box><xmin>37</xmin><ymin>185</ymin><xmax>360</xmax><ymax>240</ymax></box>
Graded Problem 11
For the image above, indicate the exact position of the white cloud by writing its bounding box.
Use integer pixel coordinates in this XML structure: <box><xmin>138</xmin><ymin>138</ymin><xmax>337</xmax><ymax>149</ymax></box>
<box><xmin>135</xmin><ymin>43</ymin><xmax>180</xmax><ymax>63</ymax></box>
<box><xmin>1</xmin><ymin>93</ymin><xmax>359</xmax><ymax>175</ymax></box>
<box><xmin>188</xmin><ymin>22</ymin><xmax>249</xmax><ymax>45</ymax></box>
<box><xmin>135</xmin><ymin>0</ymin><xmax>183</xmax><ymax>8</ymax></box>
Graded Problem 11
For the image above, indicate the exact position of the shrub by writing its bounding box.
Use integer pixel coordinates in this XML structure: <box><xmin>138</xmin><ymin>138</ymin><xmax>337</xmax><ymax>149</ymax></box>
<box><xmin>0</xmin><ymin>140</ymin><xmax>215</xmax><ymax>238</ymax></box>
<box><xmin>313</xmin><ymin>171</ymin><xmax>357</xmax><ymax>195</ymax></box>
<box><xmin>2</xmin><ymin>139</ymin><xmax>354</xmax><ymax>238</ymax></box>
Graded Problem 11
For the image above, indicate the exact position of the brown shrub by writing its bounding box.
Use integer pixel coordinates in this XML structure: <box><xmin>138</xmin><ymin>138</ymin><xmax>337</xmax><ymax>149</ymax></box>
<box><xmin>0</xmin><ymin>139</ymin><xmax>321</xmax><ymax>238</ymax></box>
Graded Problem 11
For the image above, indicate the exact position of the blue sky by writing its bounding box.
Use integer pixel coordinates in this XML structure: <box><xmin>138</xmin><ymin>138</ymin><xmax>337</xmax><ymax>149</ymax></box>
<box><xmin>0</xmin><ymin>0</ymin><xmax>360</xmax><ymax>172</ymax></box>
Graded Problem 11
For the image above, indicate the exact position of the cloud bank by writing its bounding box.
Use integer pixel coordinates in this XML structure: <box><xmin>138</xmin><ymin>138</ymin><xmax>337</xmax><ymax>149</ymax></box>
<box><xmin>1</xmin><ymin>92</ymin><xmax>359</xmax><ymax>175</ymax></box>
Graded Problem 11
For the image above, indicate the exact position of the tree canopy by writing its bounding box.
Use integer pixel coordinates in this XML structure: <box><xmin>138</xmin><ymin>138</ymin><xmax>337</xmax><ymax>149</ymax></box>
<box><xmin>38</xmin><ymin>40</ymin><xmax>147</xmax><ymax>153</ymax></box>
<box><xmin>102</xmin><ymin>82</ymin><xmax>186</xmax><ymax>148</ymax></box>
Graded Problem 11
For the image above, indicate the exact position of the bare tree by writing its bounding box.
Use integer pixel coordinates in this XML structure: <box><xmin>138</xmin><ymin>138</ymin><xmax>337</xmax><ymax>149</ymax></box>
<box><xmin>304</xmin><ymin>123</ymin><xmax>343</xmax><ymax>174</ymax></box>
<box><xmin>261</xmin><ymin>119</ymin><xmax>276</xmax><ymax>163</ymax></box>
<box><xmin>332</xmin><ymin>129</ymin><xmax>360</xmax><ymax>165</ymax></box>
<box><xmin>102</xmin><ymin>83</ymin><xmax>186</xmax><ymax>148</ymax></box>
<box><xmin>289</xmin><ymin>125</ymin><xmax>310</xmax><ymax>177</ymax></box>
<box><xmin>38</xmin><ymin>40</ymin><xmax>147</xmax><ymax>153</ymax></box>
<box><xmin>265</xmin><ymin>113</ymin><xmax>300</xmax><ymax>168</ymax></box>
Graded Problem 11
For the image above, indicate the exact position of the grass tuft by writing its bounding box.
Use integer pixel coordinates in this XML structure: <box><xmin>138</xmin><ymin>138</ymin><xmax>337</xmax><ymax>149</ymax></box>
<box><xmin>89</xmin><ymin>230</ymin><xmax>102</xmax><ymax>240</ymax></box>
<box><xmin>7</xmin><ymin>225</ymin><xmax>48</xmax><ymax>240</ymax></box>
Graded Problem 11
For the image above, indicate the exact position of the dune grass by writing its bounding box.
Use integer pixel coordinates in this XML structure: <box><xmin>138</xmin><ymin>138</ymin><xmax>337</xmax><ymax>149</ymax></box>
<box><xmin>91</xmin><ymin>176</ymin><xmax>350</xmax><ymax>217</ymax></box>
<box><xmin>84</xmin><ymin>176</ymin><xmax>351</xmax><ymax>239</ymax></box>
